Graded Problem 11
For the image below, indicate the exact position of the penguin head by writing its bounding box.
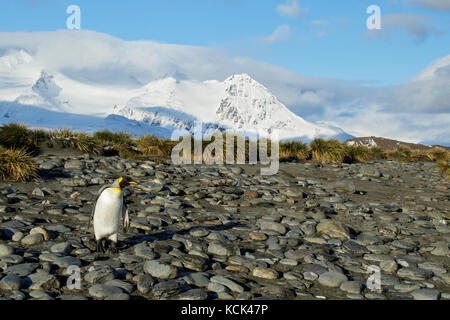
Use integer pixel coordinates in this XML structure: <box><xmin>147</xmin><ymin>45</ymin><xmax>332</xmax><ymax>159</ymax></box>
<box><xmin>113</xmin><ymin>176</ymin><xmax>138</xmax><ymax>189</ymax></box>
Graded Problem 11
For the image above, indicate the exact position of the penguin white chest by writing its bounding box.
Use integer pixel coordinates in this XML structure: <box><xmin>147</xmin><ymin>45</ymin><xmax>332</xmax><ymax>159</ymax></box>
<box><xmin>93</xmin><ymin>188</ymin><xmax>123</xmax><ymax>240</ymax></box>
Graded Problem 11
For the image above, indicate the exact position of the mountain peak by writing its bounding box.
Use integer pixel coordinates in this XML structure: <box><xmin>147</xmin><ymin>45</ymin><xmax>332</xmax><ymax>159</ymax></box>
<box><xmin>225</xmin><ymin>73</ymin><xmax>255</xmax><ymax>82</ymax></box>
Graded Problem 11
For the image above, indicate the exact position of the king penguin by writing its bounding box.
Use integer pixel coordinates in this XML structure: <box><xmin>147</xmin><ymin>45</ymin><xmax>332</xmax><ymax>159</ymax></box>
<box><xmin>88</xmin><ymin>176</ymin><xmax>137</xmax><ymax>253</ymax></box>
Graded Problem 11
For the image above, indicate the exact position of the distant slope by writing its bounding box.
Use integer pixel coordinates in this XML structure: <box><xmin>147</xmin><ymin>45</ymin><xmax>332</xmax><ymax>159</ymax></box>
<box><xmin>346</xmin><ymin>136</ymin><xmax>450</xmax><ymax>150</ymax></box>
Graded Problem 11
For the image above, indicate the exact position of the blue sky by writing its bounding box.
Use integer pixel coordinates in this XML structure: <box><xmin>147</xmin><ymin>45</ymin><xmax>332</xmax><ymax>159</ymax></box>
<box><xmin>0</xmin><ymin>0</ymin><xmax>449</xmax><ymax>86</ymax></box>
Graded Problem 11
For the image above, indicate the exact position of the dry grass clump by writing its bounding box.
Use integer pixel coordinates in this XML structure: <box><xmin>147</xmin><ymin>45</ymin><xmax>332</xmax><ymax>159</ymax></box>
<box><xmin>75</xmin><ymin>133</ymin><xmax>102</xmax><ymax>154</ymax></box>
<box><xmin>49</xmin><ymin>128</ymin><xmax>75</xmax><ymax>139</ymax></box>
<box><xmin>310</xmin><ymin>138</ymin><xmax>347</xmax><ymax>163</ymax></box>
<box><xmin>437</xmin><ymin>161</ymin><xmax>450</xmax><ymax>180</ymax></box>
<box><xmin>0</xmin><ymin>147</ymin><xmax>37</xmax><ymax>182</ymax></box>
<box><xmin>386</xmin><ymin>146</ymin><xmax>412</xmax><ymax>162</ymax></box>
<box><xmin>345</xmin><ymin>145</ymin><xmax>371</xmax><ymax>163</ymax></box>
<box><xmin>136</xmin><ymin>135</ymin><xmax>177</xmax><ymax>157</ymax></box>
<box><xmin>426</xmin><ymin>148</ymin><xmax>449</xmax><ymax>162</ymax></box>
<box><xmin>367</xmin><ymin>146</ymin><xmax>387</xmax><ymax>160</ymax></box>
<box><xmin>0</xmin><ymin>123</ymin><xmax>46</xmax><ymax>153</ymax></box>
<box><xmin>279</xmin><ymin>141</ymin><xmax>310</xmax><ymax>161</ymax></box>
<box><xmin>93</xmin><ymin>130</ymin><xmax>133</xmax><ymax>145</ymax></box>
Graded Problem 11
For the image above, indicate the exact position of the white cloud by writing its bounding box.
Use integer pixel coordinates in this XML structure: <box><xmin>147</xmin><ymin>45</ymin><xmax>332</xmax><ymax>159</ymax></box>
<box><xmin>260</xmin><ymin>25</ymin><xmax>291</xmax><ymax>44</ymax></box>
<box><xmin>276</xmin><ymin>0</ymin><xmax>308</xmax><ymax>18</ymax></box>
<box><xmin>366</xmin><ymin>13</ymin><xmax>444</xmax><ymax>42</ymax></box>
<box><xmin>407</xmin><ymin>0</ymin><xmax>450</xmax><ymax>12</ymax></box>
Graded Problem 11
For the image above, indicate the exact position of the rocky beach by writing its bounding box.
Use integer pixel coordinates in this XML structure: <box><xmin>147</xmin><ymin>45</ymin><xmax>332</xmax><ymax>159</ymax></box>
<box><xmin>0</xmin><ymin>151</ymin><xmax>449</xmax><ymax>300</ymax></box>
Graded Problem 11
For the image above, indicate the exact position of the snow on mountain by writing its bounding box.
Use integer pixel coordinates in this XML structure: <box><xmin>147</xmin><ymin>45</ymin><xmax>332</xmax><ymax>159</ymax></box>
<box><xmin>0</xmin><ymin>31</ymin><xmax>351</xmax><ymax>141</ymax></box>
<box><xmin>215</xmin><ymin>74</ymin><xmax>343</xmax><ymax>140</ymax></box>
<box><xmin>113</xmin><ymin>73</ymin><xmax>349</xmax><ymax>140</ymax></box>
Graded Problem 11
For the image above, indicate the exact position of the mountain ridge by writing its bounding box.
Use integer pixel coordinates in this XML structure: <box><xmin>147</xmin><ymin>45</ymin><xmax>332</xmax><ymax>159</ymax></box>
<box><xmin>0</xmin><ymin>47</ymin><xmax>352</xmax><ymax>141</ymax></box>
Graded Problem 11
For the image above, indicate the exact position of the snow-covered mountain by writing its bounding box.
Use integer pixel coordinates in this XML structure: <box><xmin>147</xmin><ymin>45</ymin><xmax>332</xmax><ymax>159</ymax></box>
<box><xmin>111</xmin><ymin>73</ymin><xmax>349</xmax><ymax>140</ymax></box>
<box><xmin>0</xmin><ymin>36</ymin><xmax>351</xmax><ymax>141</ymax></box>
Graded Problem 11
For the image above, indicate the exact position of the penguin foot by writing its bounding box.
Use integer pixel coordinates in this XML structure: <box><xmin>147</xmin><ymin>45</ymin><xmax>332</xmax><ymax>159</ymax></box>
<box><xmin>109</xmin><ymin>241</ymin><xmax>119</xmax><ymax>254</ymax></box>
<box><xmin>96</xmin><ymin>239</ymin><xmax>106</xmax><ymax>253</ymax></box>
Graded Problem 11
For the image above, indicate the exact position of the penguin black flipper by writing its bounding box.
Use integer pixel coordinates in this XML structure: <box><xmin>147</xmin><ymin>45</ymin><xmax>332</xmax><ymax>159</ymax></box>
<box><xmin>88</xmin><ymin>184</ymin><xmax>113</xmax><ymax>229</ymax></box>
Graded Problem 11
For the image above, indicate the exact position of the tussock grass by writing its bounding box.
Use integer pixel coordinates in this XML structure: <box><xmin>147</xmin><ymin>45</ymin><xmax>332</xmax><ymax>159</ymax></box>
<box><xmin>437</xmin><ymin>161</ymin><xmax>450</xmax><ymax>180</ymax></box>
<box><xmin>426</xmin><ymin>148</ymin><xmax>449</xmax><ymax>162</ymax></box>
<box><xmin>136</xmin><ymin>135</ymin><xmax>177</xmax><ymax>157</ymax></box>
<box><xmin>0</xmin><ymin>147</ymin><xmax>37</xmax><ymax>182</ymax></box>
<box><xmin>368</xmin><ymin>146</ymin><xmax>387</xmax><ymax>160</ymax></box>
<box><xmin>386</xmin><ymin>146</ymin><xmax>412</xmax><ymax>162</ymax></box>
<box><xmin>49</xmin><ymin>128</ymin><xmax>75</xmax><ymax>139</ymax></box>
<box><xmin>93</xmin><ymin>130</ymin><xmax>133</xmax><ymax>145</ymax></box>
<box><xmin>0</xmin><ymin>123</ymin><xmax>42</xmax><ymax>153</ymax></box>
<box><xmin>279</xmin><ymin>141</ymin><xmax>310</xmax><ymax>161</ymax></box>
<box><xmin>310</xmin><ymin>138</ymin><xmax>347</xmax><ymax>163</ymax></box>
<box><xmin>345</xmin><ymin>145</ymin><xmax>371</xmax><ymax>163</ymax></box>
<box><xmin>75</xmin><ymin>133</ymin><xmax>102</xmax><ymax>155</ymax></box>
<box><xmin>2</xmin><ymin>123</ymin><xmax>448</xmax><ymax>168</ymax></box>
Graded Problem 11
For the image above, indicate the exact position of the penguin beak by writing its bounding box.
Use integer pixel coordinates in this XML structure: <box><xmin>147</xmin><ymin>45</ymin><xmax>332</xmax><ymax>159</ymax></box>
<box><xmin>129</xmin><ymin>181</ymin><xmax>138</xmax><ymax>185</ymax></box>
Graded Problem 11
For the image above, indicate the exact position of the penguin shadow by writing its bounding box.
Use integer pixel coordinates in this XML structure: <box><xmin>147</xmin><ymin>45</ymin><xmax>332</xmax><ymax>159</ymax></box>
<box><xmin>121</xmin><ymin>221</ymin><xmax>241</xmax><ymax>249</ymax></box>
<box><xmin>37</xmin><ymin>168</ymin><xmax>71</xmax><ymax>181</ymax></box>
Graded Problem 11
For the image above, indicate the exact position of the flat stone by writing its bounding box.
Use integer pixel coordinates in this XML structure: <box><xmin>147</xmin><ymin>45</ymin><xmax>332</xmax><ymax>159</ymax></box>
<box><xmin>88</xmin><ymin>284</ymin><xmax>123</xmax><ymax>299</ymax></box>
<box><xmin>0</xmin><ymin>254</ymin><xmax>24</xmax><ymax>264</ymax></box>
<box><xmin>179</xmin><ymin>254</ymin><xmax>207</xmax><ymax>272</ymax></box>
<box><xmin>318</xmin><ymin>271</ymin><xmax>347</xmax><ymax>288</ymax></box>
<box><xmin>85</xmin><ymin>266</ymin><xmax>116</xmax><ymax>284</ymax></box>
<box><xmin>303</xmin><ymin>271</ymin><xmax>319</xmax><ymax>281</ymax></box>
<box><xmin>32</xmin><ymin>188</ymin><xmax>46</xmax><ymax>197</ymax></box>
<box><xmin>64</xmin><ymin>160</ymin><xmax>85</xmax><ymax>170</ymax></box>
<box><xmin>394</xmin><ymin>283</ymin><xmax>421</xmax><ymax>293</ymax></box>
<box><xmin>411</xmin><ymin>289</ymin><xmax>441</xmax><ymax>300</ymax></box>
<box><xmin>134</xmin><ymin>245</ymin><xmax>156</xmax><ymax>260</ymax></box>
<box><xmin>360</xmin><ymin>166</ymin><xmax>381</xmax><ymax>178</ymax></box>
<box><xmin>183</xmin><ymin>273</ymin><xmax>210</xmax><ymax>288</ymax></box>
<box><xmin>207</xmin><ymin>241</ymin><xmax>234</xmax><ymax>256</ymax></box>
<box><xmin>365</xmin><ymin>292</ymin><xmax>386</xmax><ymax>300</ymax></box>
<box><xmin>50</xmin><ymin>242</ymin><xmax>73</xmax><ymax>254</ymax></box>
<box><xmin>208</xmin><ymin>282</ymin><xmax>228</xmax><ymax>293</ymax></box>
<box><xmin>21</xmin><ymin>233</ymin><xmax>44</xmax><ymax>246</ymax></box>
<box><xmin>397</xmin><ymin>268</ymin><xmax>433</xmax><ymax>281</ymax></box>
<box><xmin>105</xmin><ymin>293</ymin><xmax>130</xmax><ymax>300</ymax></box>
<box><xmin>178</xmin><ymin>289</ymin><xmax>208</xmax><ymax>300</ymax></box>
<box><xmin>210</xmin><ymin>275</ymin><xmax>244</xmax><ymax>293</ymax></box>
<box><xmin>25</xmin><ymin>271</ymin><xmax>60</xmax><ymax>290</ymax></box>
<box><xmin>143</xmin><ymin>260</ymin><xmax>178</xmax><ymax>279</ymax></box>
<box><xmin>29</xmin><ymin>290</ymin><xmax>54</xmax><ymax>300</ymax></box>
<box><xmin>104</xmin><ymin>280</ymin><xmax>135</xmax><ymax>294</ymax></box>
<box><xmin>0</xmin><ymin>273</ymin><xmax>23</xmax><ymax>290</ymax></box>
<box><xmin>430</xmin><ymin>242</ymin><xmax>449</xmax><ymax>257</ymax></box>
<box><xmin>9</xmin><ymin>290</ymin><xmax>26</xmax><ymax>300</ymax></box>
<box><xmin>317</xmin><ymin>220</ymin><xmax>351</xmax><ymax>240</ymax></box>
<box><xmin>343</xmin><ymin>240</ymin><xmax>369</xmax><ymax>257</ymax></box>
<box><xmin>339</xmin><ymin>281</ymin><xmax>362</xmax><ymax>294</ymax></box>
<box><xmin>257</xmin><ymin>220</ymin><xmax>287</xmax><ymax>235</ymax></box>
<box><xmin>326</xmin><ymin>180</ymin><xmax>356</xmax><ymax>194</ymax></box>
<box><xmin>152</xmin><ymin>280</ymin><xmax>182</xmax><ymax>298</ymax></box>
<box><xmin>0</xmin><ymin>244</ymin><xmax>14</xmax><ymax>257</ymax></box>
<box><xmin>53</xmin><ymin>256</ymin><xmax>81</xmax><ymax>268</ymax></box>
<box><xmin>60</xmin><ymin>295</ymin><xmax>89</xmax><ymax>301</ymax></box>
<box><xmin>252</xmin><ymin>267</ymin><xmax>279</xmax><ymax>280</ymax></box>
<box><xmin>6</xmin><ymin>263</ymin><xmax>39</xmax><ymax>277</ymax></box>
<box><xmin>136</xmin><ymin>274</ymin><xmax>155</xmax><ymax>294</ymax></box>
<box><xmin>380</xmin><ymin>259</ymin><xmax>398</xmax><ymax>274</ymax></box>
<box><xmin>249</xmin><ymin>232</ymin><xmax>267</xmax><ymax>241</ymax></box>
